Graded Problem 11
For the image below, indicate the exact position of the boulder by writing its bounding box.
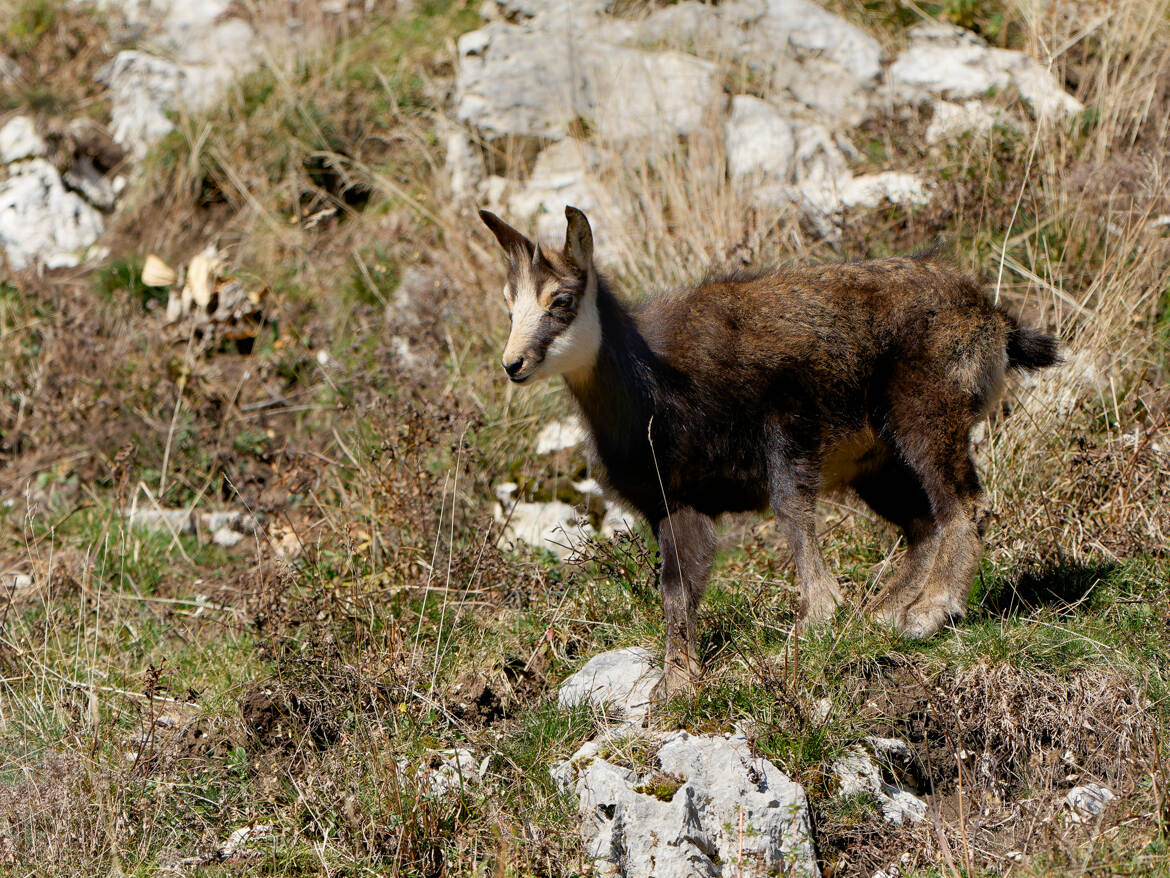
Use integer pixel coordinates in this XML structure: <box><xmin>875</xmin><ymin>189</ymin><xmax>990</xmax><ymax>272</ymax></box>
<box><xmin>553</xmin><ymin>730</ymin><xmax>820</xmax><ymax>878</ymax></box>
<box><xmin>557</xmin><ymin>647</ymin><xmax>661</xmax><ymax>723</ymax></box>
<box><xmin>759</xmin><ymin>0</ymin><xmax>882</xmax><ymax>84</ymax></box>
<box><xmin>889</xmin><ymin>22</ymin><xmax>1083</xmax><ymax>119</ymax></box>
<box><xmin>0</xmin><ymin>117</ymin><xmax>46</xmax><ymax>164</ymax></box>
<box><xmin>0</xmin><ymin>159</ymin><xmax>104</xmax><ymax>270</ymax></box>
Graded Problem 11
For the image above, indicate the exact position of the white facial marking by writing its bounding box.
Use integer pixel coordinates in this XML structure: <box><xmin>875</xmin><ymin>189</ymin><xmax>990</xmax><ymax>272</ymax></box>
<box><xmin>501</xmin><ymin>267</ymin><xmax>601</xmax><ymax>382</ymax></box>
<box><xmin>543</xmin><ymin>271</ymin><xmax>600</xmax><ymax>380</ymax></box>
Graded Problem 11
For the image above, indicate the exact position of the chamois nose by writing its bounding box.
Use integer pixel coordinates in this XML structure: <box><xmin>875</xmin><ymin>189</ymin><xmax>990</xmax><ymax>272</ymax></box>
<box><xmin>503</xmin><ymin>356</ymin><xmax>526</xmax><ymax>378</ymax></box>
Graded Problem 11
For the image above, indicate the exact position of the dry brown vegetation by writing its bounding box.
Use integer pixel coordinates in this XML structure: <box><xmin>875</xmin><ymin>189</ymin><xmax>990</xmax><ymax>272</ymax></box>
<box><xmin>1</xmin><ymin>0</ymin><xmax>1169</xmax><ymax>875</ymax></box>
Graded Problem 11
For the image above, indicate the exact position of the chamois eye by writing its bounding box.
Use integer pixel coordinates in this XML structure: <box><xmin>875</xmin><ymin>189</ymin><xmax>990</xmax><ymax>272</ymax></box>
<box><xmin>551</xmin><ymin>294</ymin><xmax>574</xmax><ymax>310</ymax></box>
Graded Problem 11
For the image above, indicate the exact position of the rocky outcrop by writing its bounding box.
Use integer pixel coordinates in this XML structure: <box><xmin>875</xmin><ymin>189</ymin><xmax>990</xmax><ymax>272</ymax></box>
<box><xmin>451</xmin><ymin>0</ymin><xmax>1084</xmax><ymax>246</ymax></box>
<box><xmin>553</xmin><ymin>729</ymin><xmax>820</xmax><ymax>878</ymax></box>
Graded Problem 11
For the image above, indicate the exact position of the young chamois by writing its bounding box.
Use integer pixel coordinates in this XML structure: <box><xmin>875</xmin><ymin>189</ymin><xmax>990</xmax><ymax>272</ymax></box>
<box><xmin>481</xmin><ymin>206</ymin><xmax>1058</xmax><ymax>698</ymax></box>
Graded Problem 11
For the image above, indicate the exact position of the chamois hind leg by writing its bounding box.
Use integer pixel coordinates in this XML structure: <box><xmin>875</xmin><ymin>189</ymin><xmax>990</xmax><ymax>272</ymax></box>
<box><xmin>651</xmin><ymin>507</ymin><xmax>715</xmax><ymax>700</ymax></box>
<box><xmin>850</xmin><ymin>452</ymin><xmax>938</xmax><ymax>628</ymax></box>
<box><xmin>884</xmin><ymin>387</ymin><xmax>992</xmax><ymax>639</ymax></box>
<box><xmin>769</xmin><ymin>457</ymin><xmax>844</xmax><ymax>625</ymax></box>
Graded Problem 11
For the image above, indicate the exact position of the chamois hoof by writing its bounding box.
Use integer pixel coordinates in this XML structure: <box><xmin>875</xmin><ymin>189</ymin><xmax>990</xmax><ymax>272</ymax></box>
<box><xmin>869</xmin><ymin>600</ymin><xmax>907</xmax><ymax>630</ymax></box>
<box><xmin>897</xmin><ymin>601</ymin><xmax>962</xmax><ymax>639</ymax></box>
<box><xmin>650</xmin><ymin>664</ymin><xmax>700</xmax><ymax>703</ymax></box>
<box><xmin>797</xmin><ymin>581</ymin><xmax>844</xmax><ymax>627</ymax></box>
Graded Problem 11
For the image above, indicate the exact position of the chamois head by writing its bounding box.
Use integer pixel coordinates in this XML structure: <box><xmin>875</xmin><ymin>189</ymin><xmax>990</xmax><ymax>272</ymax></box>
<box><xmin>479</xmin><ymin>206</ymin><xmax>601</xmax><ymax>384</ymax></box>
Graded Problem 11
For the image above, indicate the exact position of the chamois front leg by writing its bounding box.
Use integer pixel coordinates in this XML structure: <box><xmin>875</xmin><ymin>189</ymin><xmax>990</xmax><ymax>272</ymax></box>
<box><xmin>650</xmin><ymin>508</ymin><xmax>715</xmax><ymax>701</ymax></box>
<box><xmin>769</xmin><ymin>459</ymin><xmax>843</xmax><ymax>625</ymax></box>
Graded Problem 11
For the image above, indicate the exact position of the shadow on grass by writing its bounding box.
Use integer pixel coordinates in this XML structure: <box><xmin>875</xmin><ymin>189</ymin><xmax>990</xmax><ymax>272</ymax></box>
<box><xmin>978</xmin><ymin>558</ymin><xmax>1118</xmax><ymax>618</ymax></box>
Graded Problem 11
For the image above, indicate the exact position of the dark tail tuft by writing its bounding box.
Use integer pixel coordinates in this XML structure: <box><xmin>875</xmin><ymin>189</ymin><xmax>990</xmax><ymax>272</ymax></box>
<box><xmin>1006</xmin><ymin>326</ymin><xmax>1060</xmax><ymax>371</ymax></box>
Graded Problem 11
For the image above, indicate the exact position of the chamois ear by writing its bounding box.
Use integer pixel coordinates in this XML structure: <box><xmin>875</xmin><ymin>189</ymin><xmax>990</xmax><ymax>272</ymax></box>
<box><xmin>563</xmin><ymin>205</ymin><xmax>594</xmax><ymax>271</ymax></box>
<box><xmin>479</xmin><ymin>209</ymin><xmax>535</xmax><ymax>263</ymax></box>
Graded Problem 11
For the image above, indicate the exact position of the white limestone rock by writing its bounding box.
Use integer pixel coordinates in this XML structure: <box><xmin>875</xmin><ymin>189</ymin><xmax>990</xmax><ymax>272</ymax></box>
<box><xmin>423</xmin><ymin>748</ymin><xmax>483</xmax><ymax>797</ymax></box>
<box><xmin>832</xmin><ymin>738</ymin><xmax>927</xmax><ymax>826</ymax></box>
<box><xmin>456</xmin><ymin>21</ymin><xmax>723</xmax><ymax>146</ymax></box>
<box><xmin>553</xmin><ymin>730</ymin><xmax>820</xmax><ymax>878</ymax></box>
<box><xmin>63</xmin><ymin>158</ymin><xmax>121</xmax><ymax>211</ymax></box>
<box><xmin>0</xmin><ymin>54</ymin><xmax>21</xmax><ymax>88</ymax></box>
<box><xmin>97</xmin><ymin>51</ymin><xmax>204</xmax><ymax>159</ymax></box>
<box><xmin>599</xmin><ymin>503</ymin><xmax>637</xmax><ymax>539</ymax></box>
<box><xmin>212</xmin><ymin>527</ymin><xmax>245</xmax><ymax>548</ymax></box>
<box><xmin>889</xmin><ymin>22</ymin><xmax>1083</xmax><ymax>119</ymax></box>
<box><xmin>0</xmin><ymin>117</ymin><xmax>46</xmax><ymax>164</ymax></box>
<box><xmin>791</xmin><ymin>123</ymin><xmax>851</xmax><ymax>188</ymax></box>
<box><xmin>926</xmin><ymin>99</ymin><xmax>1008</xmax><ymax>145</ymax></box>
<box><xmin>508</xmin><ymin>140</ymin><xmax>624</xmax><ymax>264</ymax></box>
<box><xmin>496</xmin><ymin>0</ymin><xmax>612</xmax><ymax>20</ymax></box>
<box><xmin>444</xmin><ymin>128</ymin><xmax>484</xmax><ymax>199</ymax></box>
<box><xmin>534</xmin><ymin>416</ymin><xmax>587</xmax><ymax>454</ymax></box>
<box><xmin>760</xmin><ymin>0</ymin><xmax>882</xmax><ymax>84</ymax></box>
<box><xmin>96</xmin><ymin>0</ymin><xmax>259</xmax><ymax>162</ymax></box>
<box><xmin>557</xmin><ymin>647</ymin><xmax>661</xmax><ymax>723</ymax></box>
<box><xmin>493</xmin><ymin>482</ymin><xmax>594</xmax><ymax>559</ymax></box>
<box><xmin>797</xmin><ymin>171</ymin><xmax>931</xmax><ymax>234</ymax></box>
<box><xmin>124</xmin><ymin>506</ymin><xmax>195</xmax><ymax>535</ymax></box>
<box><xmin>725</xmin><ymin>95</ymin><xmax>796</xmax><ymax>184</ymax></box>
<box><xmin>0</xmin><ymin>159</ymin><xmax>104</xmax><ymax>270</ymax></box>
<box><xmin>1063</xmin><ymin>782</ymin><xmax>1115</xmax><ymax>823</ymax></box>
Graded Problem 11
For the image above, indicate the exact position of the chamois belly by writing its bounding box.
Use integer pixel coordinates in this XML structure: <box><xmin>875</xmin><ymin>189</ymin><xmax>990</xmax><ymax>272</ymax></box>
<box><xmin>669</xmin><ymin>447</ymin><xmax>772</xmax><ymax>518</ymax></box>
<box><xmin>819</xmin><ymin>425</ymin><xmax>886</xmax><ymax>491</ymax></box>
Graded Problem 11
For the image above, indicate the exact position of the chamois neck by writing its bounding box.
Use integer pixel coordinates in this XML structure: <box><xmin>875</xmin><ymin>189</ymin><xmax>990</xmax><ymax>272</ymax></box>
<box><xmin>563</xmin><ymin>278</ymin><xmax>655</xmax><ymax>427</ymax></box>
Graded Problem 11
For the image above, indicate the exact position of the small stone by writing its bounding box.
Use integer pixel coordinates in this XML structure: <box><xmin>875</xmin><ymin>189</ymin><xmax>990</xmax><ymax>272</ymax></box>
<box><xmin>0</xmin><ymin>159</ymin><xmax>104</xmax><ymax>270</ymax></box>
<box><xmin>1064</xmin><ymin>783</ymin><xmax>1115</xmax><ymax>823</ymax></box>
<box><xmin>831</xmin><ymin>738</ymin><xmax>927</xmax><ymax>826</ymax></box>
<box><xmin>421</xmin><ymin>748</ymin><xmax>483</xmax><ymax>797</ymax></box>
<box><xmin>125</xmin><ymin>506</ymin><xmax>195</xmax><ymax>535</ymax></box>
<box><xmin>212</xmin><ymin>527</ymin><xmax>245</xmax><ymax>547</ymax></box>
<box><xmin>534</xmin><ymin>417</ymin><xmax>587</xmax><ymax>454</ymax></box>
<box><xmin>557</xmin><ymin>647</ymin><xmax>661</xmax><ymax>723</ymax></box>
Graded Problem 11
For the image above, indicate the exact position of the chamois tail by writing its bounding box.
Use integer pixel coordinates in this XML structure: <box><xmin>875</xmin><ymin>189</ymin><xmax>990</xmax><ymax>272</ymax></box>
<box><xmin>1006</xmin><ymin>324</ymin><xmax>1060</xmax><ymax>372</ymax></box>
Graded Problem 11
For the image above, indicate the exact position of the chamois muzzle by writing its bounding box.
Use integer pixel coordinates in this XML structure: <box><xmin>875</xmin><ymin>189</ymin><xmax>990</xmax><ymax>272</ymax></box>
<box><xmin>503</xmin><ymin>356</ymin><xmax>530</xmax><ymax>382</ymax></box>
